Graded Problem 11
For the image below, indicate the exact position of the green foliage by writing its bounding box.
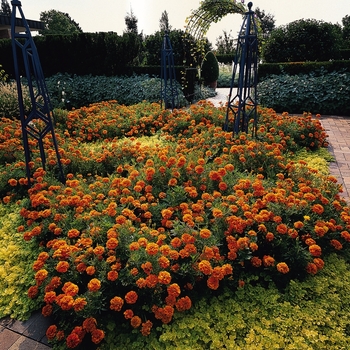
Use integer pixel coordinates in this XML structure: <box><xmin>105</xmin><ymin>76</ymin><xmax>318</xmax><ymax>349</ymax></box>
<box><xmin>0</xmin><ymin>80</ymin><xmax>32</xmax><ymax>118</ymax></box>
<box><xmin>217</xmin><ymin>63</ymin><xmax>237</xmax><ymax>88</ymax></box>
<box><xmin>258</xmin><ymin>71</ymin><xmax>350</xmax><ymax>115</ymax></box>
<box><xmin>263</xmin><ymin>19</ymin><xmax>342</xmax><ymax>63</ymax></box>
<box><xmin>215</xmin><ymin>30</ymin><xmax>236</xmax><ymax>55</ymax></box>
<box><xmin>39</xmin><ymin>9</ymin><xmax>82</xmax><ymax>35</ymax></box>
<box><xmin>201</xmin><ymin>51</ymin><xmax>219</xmax><ymax>84</ymax></box>
<box><xmin>0</xmin><ymin>63</ymin><xmax>8</xmax><ymax>82</ymax></box>
<box><xmin>43</xmin><ymin>73</ymin><xmax>188</xmax><ymax>109</ymax></box>
<box><xmin>0</xmin><ymin>203</ymin><xmax>42</xmax><ymax>320</ymax></box>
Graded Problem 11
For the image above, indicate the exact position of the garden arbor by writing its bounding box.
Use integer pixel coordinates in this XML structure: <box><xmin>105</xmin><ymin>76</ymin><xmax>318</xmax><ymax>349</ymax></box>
<box><xmin>185</xmin><ymin>0</ymin><xmax>246</xmax><ymax>41</ymax></box>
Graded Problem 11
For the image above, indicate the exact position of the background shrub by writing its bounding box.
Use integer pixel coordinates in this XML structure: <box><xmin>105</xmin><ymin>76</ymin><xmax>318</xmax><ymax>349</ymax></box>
<box><xmin>263</xmin><ymin>19</ymin><xmax>342</xmax><ymax>63</ymax></box>
<box><xmin>258</xmin><ymin>70</ymin><xmax>350</xmax><ymax>115</ymax></box>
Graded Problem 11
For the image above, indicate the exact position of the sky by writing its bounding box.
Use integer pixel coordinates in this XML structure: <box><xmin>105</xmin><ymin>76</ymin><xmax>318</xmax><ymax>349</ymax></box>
<box><xmin>18</xmin><ymin>0</ymin><xmax>349</xmax><ymax>46</ymax></box>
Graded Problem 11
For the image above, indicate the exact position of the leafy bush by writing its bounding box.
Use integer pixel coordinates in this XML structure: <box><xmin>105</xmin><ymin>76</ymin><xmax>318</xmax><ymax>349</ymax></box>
<box><xmin>258</xmin><ymin>71</ymin><xmax>350</xmax><ymax>115</ymax></box>
<box><xmin>43</xmin><ymin>73</ymin><xmax>188</xmax><ymax>109</ymax></box>
<box><xmin>263</xmin><ymin>19</ymin><xmax>342</xmax><ymax>63</ymax></box>
<box><xmin>0</xmin><ymin>81</ymin><xmax>32</xmax><ymax>118</ymax></box>
<box><xmin>201</xmin><ymin>51</ymin><xmax>219</xmax><ymax>84</ymax></box>
<box><xmin>217</xmin><ymin>62</ymin><xmax>238</xmax><ymax>87</ymax></box>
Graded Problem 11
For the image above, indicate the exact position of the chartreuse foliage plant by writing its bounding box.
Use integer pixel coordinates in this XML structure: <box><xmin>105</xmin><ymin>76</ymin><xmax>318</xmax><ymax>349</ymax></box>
<box><xmin>0</xmin><ymin>100</ymin><xmax>349</xmax><ymax>349</ymax></box>
<box><xmin>0</xmin><ymin>202</ymin><xmax>41</xmax><ymax>320</ymax></box>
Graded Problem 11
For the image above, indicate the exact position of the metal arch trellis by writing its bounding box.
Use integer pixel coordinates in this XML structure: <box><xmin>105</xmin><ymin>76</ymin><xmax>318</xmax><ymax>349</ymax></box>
<box><xmin>160</xmin><ymin>31</ymin><xmax>179</xmax><ymax>110</ymax></box>
<box><xmin>224</xmin><ymin>1</ymin><xmax>258</xmax><ymax>136</ymax></box>
<box><xmin>185</xmin><ymin>0</ymin><xmax>246</xmax><ymax>41</ymax></box>
<box><xmin>11</xmin><ymin>0</ymin><xmax>65</xmax><ymax>186</ymax></box>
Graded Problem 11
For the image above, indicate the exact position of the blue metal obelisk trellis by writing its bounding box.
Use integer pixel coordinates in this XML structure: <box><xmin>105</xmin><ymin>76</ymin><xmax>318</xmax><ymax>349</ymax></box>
<box><xmin>161</xmin><ymin>31</ymin><xmax>179</xmax><ymax>109</ymax></box>
<box><xmin>224</xmin><ymin>2</ymin><xmax>258</xmax><ymax>136</ymax></box>
<box><xmin>11</xmin><ymin>0</ymin><xmax>65</xmax><ymax>185</ymax></box>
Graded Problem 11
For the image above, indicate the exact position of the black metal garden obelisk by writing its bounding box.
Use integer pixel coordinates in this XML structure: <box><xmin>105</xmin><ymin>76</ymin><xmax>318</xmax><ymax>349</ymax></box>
<box><xmin>224</xmin><ymin>2</ymin><xmax>258</xmax><ymax>136</ymax></box>
<box><xmin>11</xmin><ymin>0</ymin><xmax>65</xmax><ymax>185</ymax></box>
<box><xmin>160</xmin><ymin>30</ymin><xmax>179</xmax><ymax>109</ymax></box>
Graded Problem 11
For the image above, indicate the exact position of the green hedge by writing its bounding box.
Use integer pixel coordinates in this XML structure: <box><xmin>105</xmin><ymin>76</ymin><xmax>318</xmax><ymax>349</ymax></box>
<box><xmin>258</xmin><ymin>70</ymin><xmax>350</xmax><ymax>115</ymax></box>
<box><xmin>259</xmin><ymin>60</ymin><xmax>350</xmax><ymax>80</ymax></box>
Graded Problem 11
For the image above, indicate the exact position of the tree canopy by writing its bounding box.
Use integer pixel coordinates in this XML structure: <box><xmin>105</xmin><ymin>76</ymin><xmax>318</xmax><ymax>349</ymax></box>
<box><xmin>0</xmin><ymin>0</ymin><xmax>11</xmax><ymax>16</ymax></box>
<box><xmin>39</xmin><ymin>10</ymin><xmax>83</xmax><ymax>35</ymax></box>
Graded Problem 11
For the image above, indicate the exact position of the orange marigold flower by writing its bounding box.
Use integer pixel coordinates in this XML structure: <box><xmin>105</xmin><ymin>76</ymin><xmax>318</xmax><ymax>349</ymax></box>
<box><xmin>276</xmin><ymin>223</ymin><xmax>288</xmax><ymax>234</ymax></box>
<box><xmin>207</xmin><ymin>276</ymin><xmax>219</xmax><ymax>290</ymax></box>
<box><xmin>110</xmin><ymin>296</ymin><xmax>124</xmax><ymax>311</ymax></box>
<box><xmin>8</xmin><ymin>178</ymin><xmax>18</xmax><ymax>186</ymax></box>
<box><xmin>330</xmin><ymin>239</ymin><xmax>343</xmax><ymax>250</ymax></box>
<box><xmin>73</xmin><ymin>298</ymin><xmax>87</xmax><ymax>312</ymax></box>
<box><xmin>251</xmin><ymin>256</ymin><xmax>262</xmax><ymax>268</ymax></box>
<box><xmin>312</xmin><ymin>204</ymin><xmax>324</xmax><ymax>215</ymax></box>
<box><xmin>158</xmin><ymin>271</ymin><xmax>172</xmax><ymax>284</ymax></box>
<box><xmin>124</xmin><ymin>309</ymin><xmax>134</xmax><ymax>319</ymax></box>
<box><xmin>56</xmin><ymin>294</ymin><xmax>74</xmax><ymax>311</ymax></box>
<box><xmin>28</xmin><ymin>285</ymin><xmax>39</xmax><ymax>299</ymax></box>
<box><xmin>221</xmin><ymin>264</ymin><xmax>233</xmax><ymax>276</ymax></box>
<box><xmin>67</xmin><ymin>229</ymin><xmax>80</xmax><ymax>239</ymax></box>
<box><xmin>306</xmin><ymin>262</ymin><xmax>318</xmax><ymax>275</ymax></box>
<box><xmin>145</xmin><ymin>274</ymin><xmax>158</xmax><ymax>288</ymax></box>
<box><xmin>341</xmin><ymin>231</ymin><xmax>350</xmax><ymax>242</ymax></box>
<box><xmin>82</xmin><ymin>317</ymin><xmax>97</xmax><ymax>333</ymax></box>
<box><xmin>106</xmin><ymin>238</ymin><xmax>119</xmax><ymax>250</ymax></box>
<box><xmin>199</xmin><ymin>228</ymin><xmax>211</xmax><ymax>239</ymax></box>
<box><xmin>276</xmin><ymin>262</ymin><xmax>289</xmax><ymax>274</ymax></box>
<box><xmin>170</xmin><ymin>237</ymin><xmax>182</xmax><ymax>248</ymax></box>
<box><xmin>145</xmin><ymin>242</ymin><xmax>159</xmax><ymax>256</ymax></box>
<box><xmin>86</xmin><ymin>266</ymin><xmax>96</xmax><ymax>276</ymax></box>
<box><xmin>198</xmin><ymin>260</ymin><xmax>213</xmax><ymax>275</ymax></box>
<box><xmin>141</xmin><ymin>320</ymin><xmax>153</xmax><ymax>336</ymax></box>
<box><xmin>125</xmin><ymin>291</ymin><xmax>138</xmax><ymax>304</ymax></box>
<box><xmin>265</xmin><ymin>232</ymin><xmax>274</xmax><ymax>241</ymax></box>
<box><xmin>107</xmin><ymin>270</ymin><xmax>119</xmax><ymax>281</ymax></box>
<box><xmin>42</xmin><ymin>304</ymin><xmax>53</xmax><ymax>317</ymax></box>
<box><xmin>175</xmin><ymin>296</ymin><xmax>192</xmax><ymax>312</ymax></box>
<box><xmin>212</xmin><ymin>208</ymin><xmax>223</xmax><ymax>218</ymax></box>
<box><xmin>309</xmin><ymin>244</ymin><xmax>322</xmax><ymax>257</ymax></box>
<box><xmin>87</xmin><ymin>278</ymin><xmax>101</xmax><ymax>292</ymax></box>
<box><xmin>167</xmin><ymin>283</ymin><xmax>181</xmax><ymax>297</ymax></box>
<box><xmin>294</xmin><ymin>221</ymin><xmax>304</xmax><ymax>229</ymax></box>
<box><xmin>313</xmin><ymin>258</ymin><xmax>324</xmax><ymax>270</ymax></box>
<box><xmin>46</xmin><ymin>325</ymin><xmax>57</xmax><ymax>340</ymax></box>
<box><xmin>62</xmin><ymin>282</ymin><xmax>79</xmax><ymax>296</ymax></box>
<box><xmin>66</xmin><ymin>332</ymin><xmax>81</xmax><ymax>348</ymax></box>
<box><xmin>262</xmin><ymin>255</ymin><xmax>275</xmax><ymax>267</ymax></box>
<box><xmin>130</xmin><ymin>316</ymin><xmax>142</xmax><ymax>328</ymax></box>
<box><xmin>56</xmin><ymin>261</ymin><xmax>69</xmax><ymax>273</ymax></box>
<box><xmin>91</xmin><ymin>328</ymin><xmax>105</xmax><ymax>344</ymax></box>
<box><xmin>35</xmin><ymin>269</ymin><xmax>48</xmax><ymax>285</ymax></box>
<box><xmin>141</xmin><ymin>261</ymin><xmax>153</xmax><ymax>274</ymax></box>
<box><xmin>158</xmin><ymin>256</ymin><xmax>170</xmax><ymax>269</ymax></box>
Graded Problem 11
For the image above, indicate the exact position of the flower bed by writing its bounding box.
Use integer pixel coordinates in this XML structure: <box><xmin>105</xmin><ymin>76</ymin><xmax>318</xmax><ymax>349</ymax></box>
<box><xmin>0</xmin><ymin>101</ymin><xmax>349</xmax><ymax>349</ymax></box>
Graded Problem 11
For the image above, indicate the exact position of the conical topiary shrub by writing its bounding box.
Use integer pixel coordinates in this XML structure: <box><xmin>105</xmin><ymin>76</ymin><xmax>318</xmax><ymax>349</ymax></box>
<box><xmin>201</xmin><ymin>51</ymin><xmax>219</xmax><ymax>89</ymax></box>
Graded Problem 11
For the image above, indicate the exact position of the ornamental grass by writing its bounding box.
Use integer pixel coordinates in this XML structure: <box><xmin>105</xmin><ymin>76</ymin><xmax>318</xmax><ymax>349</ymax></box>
<box><xmin>0</xmin><ymin>100</ymin><xmax>349</xmax><ymax>349</ymax></box>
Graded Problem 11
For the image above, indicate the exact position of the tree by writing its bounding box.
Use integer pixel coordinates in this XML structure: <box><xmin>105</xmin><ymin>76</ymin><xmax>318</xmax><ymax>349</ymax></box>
<box><xmin>124</xmin><ymin>9</ymin><xmax>138</xmax><ymax>34</ymax></box>
<box><xmin>215</xmin><ymin>30</ymin><xmax>236</xmax><ymax>55</ymax></box>
<box><xmin>39</xmin><ymin>10</ymin><xmax>82</xmax><ymax>35</ymax></box>
<box><xmin>342</xmin><ymin>15</ymin><xmax>350</xmax><ymax>48</ymax></box>
<box><xmin>263</xmin><ymin>19</ymin><xmax>342</xmax><ymax>62</ymax></box>
<box><xmin>254</xmin><ymin>7</ymin><xmax>275</xmax><ymax>35</ymax></box>
<box><xmin>0</xmin><ymin>0</ymin><xmax>11</xmax><ymax>16</ymax></box>
<box><xmin>159</xmin><ymin>10</ymin><xmax>171</xmax><ymax>32</ymax></box>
